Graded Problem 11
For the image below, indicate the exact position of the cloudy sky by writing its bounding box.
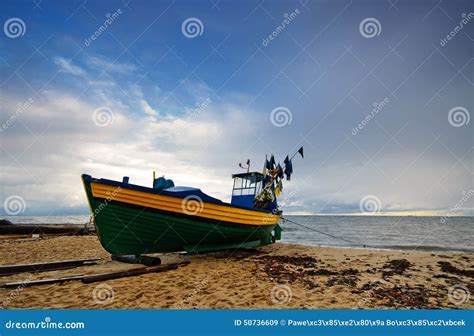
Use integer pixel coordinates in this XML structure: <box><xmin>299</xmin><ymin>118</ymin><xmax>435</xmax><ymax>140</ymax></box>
<box><xmin>0</xmin><ymin>0</ymin><xmax>472</xmax><ymax>216</ymax></box>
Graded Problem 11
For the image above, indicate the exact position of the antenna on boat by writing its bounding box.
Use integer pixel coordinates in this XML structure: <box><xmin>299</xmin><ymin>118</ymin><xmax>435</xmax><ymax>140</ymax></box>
<box><xmin>239</xmin><ymin>159</ymin><xmax>250</xmax><ymax>173</ymax></box>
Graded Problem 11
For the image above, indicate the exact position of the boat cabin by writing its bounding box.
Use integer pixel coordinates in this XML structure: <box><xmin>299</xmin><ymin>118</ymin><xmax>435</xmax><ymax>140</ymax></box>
<box><xmin>230</xmin><ymin>172</ymin><xmax>264</xmax><ymax>208</ymax></box>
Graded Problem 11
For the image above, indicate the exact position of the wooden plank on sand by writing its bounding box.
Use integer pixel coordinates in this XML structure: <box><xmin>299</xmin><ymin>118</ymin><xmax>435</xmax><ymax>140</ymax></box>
<box><xmin>0</xmin><ymin>258</ymin><xmax>101</xmax><ymax>276</ymax></box>
<box><xmin>1</xmin><ymin>261</ymin><xmax>190</xmax><ymax>288</ymax></box>
<box><xmin>2</xmin><ymin>275</ymin><xmax>86</xmax><ymax>288</ymax></box>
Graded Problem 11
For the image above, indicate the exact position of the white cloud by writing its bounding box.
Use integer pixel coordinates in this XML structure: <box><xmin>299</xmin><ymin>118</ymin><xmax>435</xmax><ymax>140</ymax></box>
<box><xmin>2</xmin><ymin>82</ymin><xmax>472</xmax><ymax>215</ymax></box>
<box><xmin>86</xmin><ymin>55</ymin><xmax>137</xmax><ymax>74</ymax></box>
<box><xmin>2</xmin><ymin>54</ymin><xmax>472</xmax><ymax>216</ymax></box>
<box><xmin>139</xmin><ymin>99</ymin><xmax>159</xmax><ymax>117</ymax></box>
<box><xmin>53</xmin><ymin>56</ymin><xmax>86</xmax><ymax>76</ymax></box>
<box><xmin>0</xmin><ymin>71</ymin><xmax>263</xmax><ymax>215</ymax></box>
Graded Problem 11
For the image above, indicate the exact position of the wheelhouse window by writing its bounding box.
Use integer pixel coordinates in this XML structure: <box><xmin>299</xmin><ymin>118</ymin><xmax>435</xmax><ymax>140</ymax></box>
<box><xmin>232</xmin><ymin>174</ymin><xmax>263</xmax><ymax>196</ymax></box>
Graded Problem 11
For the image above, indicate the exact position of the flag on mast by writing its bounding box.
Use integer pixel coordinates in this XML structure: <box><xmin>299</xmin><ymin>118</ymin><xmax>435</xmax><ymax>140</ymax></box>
<box><xmin>265</xmin><ymin>156</ymin><xmax>271</xmax><ymax>170</ymax></box>
<box><xmin>297</xmin><ymin>146</ymin><xmax>304</xmax><ymax>158</ymax></box>
<box><xmin>276</xmin><ymin>163</ymin><xmax>284</xmax><ymax>178</ymax></box>
<box><xmin>269</xmin><ymin>154</ymin><xmax>276</xmax><ymax>169</ymax></box>
<box><xmin>284</xmin><ymin>155</ymin><xmax>293</xmax><ymax>180</ymax></box>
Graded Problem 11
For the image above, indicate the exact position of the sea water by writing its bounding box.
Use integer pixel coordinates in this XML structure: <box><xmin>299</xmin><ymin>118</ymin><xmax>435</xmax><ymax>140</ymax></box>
<box><xmin>282</xmin><ymin>215</ymin><xmax>473</xmax><ymax>252</ymax></box>
<box><xmin>2</xmin><ymin>215</ymin><xmax>473</xmax><ymax>252</ymax></box>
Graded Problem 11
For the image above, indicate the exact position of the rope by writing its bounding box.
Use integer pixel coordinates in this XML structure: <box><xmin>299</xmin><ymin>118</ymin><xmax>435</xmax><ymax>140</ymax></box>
<box><xmin>281</xmin><ymin>216</ymin><xmax>370</xmax><ymax>248</ymax></box>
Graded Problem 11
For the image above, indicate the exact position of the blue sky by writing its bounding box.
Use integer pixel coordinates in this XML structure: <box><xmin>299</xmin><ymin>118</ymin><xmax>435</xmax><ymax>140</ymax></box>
<box><xmin>0</xmin><ymin>0</ymin><xmax>473</xmax><ymax>216</ymax></box>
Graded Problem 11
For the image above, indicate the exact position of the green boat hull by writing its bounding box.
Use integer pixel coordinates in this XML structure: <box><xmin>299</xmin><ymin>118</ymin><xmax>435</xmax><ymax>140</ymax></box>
<box><xmin>84</xmin><ymin>180</ymin><xmax>280</xmax><ymax>254</ymax></box>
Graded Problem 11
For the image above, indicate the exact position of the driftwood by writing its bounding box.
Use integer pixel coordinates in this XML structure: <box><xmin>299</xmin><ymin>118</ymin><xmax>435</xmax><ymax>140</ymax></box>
<box><xmin>0</xmin><ymin>223</ymin><xmax>95</xmax><ymax>236</ymax></box>
<box><xmin>1</xmin><ymin>261</ymin><xmax>190</xmax><ymax>288</ymax></box>
<box><xmin>0</xmin><ymin>258</ymin><xmax>101</xmax><ymax>276</ymax></box>
<box><xmin>0</xmin><ymin>235</ymin><xmax>30</xmax><ymax>240</ymax></box>
<box><xmin>111</xmin><ymin>254</ymin><xmax>161</xmax><ymax>266</ymax></box>
<box><xmin>2</xmin><ymin>275</ymin><xmax>85</xmax><ymax>288</ymax></box>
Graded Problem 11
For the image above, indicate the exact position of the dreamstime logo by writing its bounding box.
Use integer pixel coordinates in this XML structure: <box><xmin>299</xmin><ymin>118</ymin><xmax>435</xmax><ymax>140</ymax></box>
<box><xmin>181</xmin><ymin>195</ymin><xmax>203</xmax><ymax>215</ymax></box>
<box><xmin>270</xmin><ymin>106</ymin><xmax>292</xmax><ymax>127</ymax></box>
<box><xmin>3</xmin><ymin>195</ymin><xmax>26</xmax><ymax>215</ymax></box>
<box><xmin>84</xmin><ymin>9</ymin><xmax>123</xmax><ymax>47</ymax></box>
<box><xmin>448</xmin><ymin>284</ymin><xmax>470</xmax><ymax>305</ymax></box>
<box><xmin>177</xmin><ymin>276</ymin><xmax>210</xmax><ymax>308</ymax></box>
<box><xmin>191</xmin><ymin>97</ymin><xmax>211</xmax><ymax>117</ymax></box>
<box><xmin>352</xmin><ymin>98</ymin><xmax>389</xmax><ymax>136</ymax></box>
<box><xmin>359</xmin><ymin>195</ymin><xmax>381</xmax><ymax>214</ymax></box>
<box><xmin>92</xmin><ymin>107</ymin><xmax>114</xmax><ymax>127</ymax></box>
<box><xmin>448</xmin><ymin>106</ymin><xmax>470</xmax><ymax>127</ymax></box>
<box><xmin>262</xmin><ymin>8</ymin><xmax>300</xmax><ymax>47</ymax></box>
<box><xmin>176</xmin><ymin>98</ymin><xmax>212</xmax><ymax>135</ymax></box>
<box><xmin>2</xmin><ymin>276</ymin><xmax>33</xmax><ymax>308</ymax></box>
<box><xmin>92</xmin><ymin>284</ymin><xmax>114</xmax><ymax>305</ymax></box>
<box><xmin>440</xmin><ymin>12</ymin><xmax>474</xmax><ymax>47</ymax></box>
<box><xmin>0</xmin><ymin>97</ymin><xmax>34</xmax><ymax>132</ymax></box>
<box><xmin>359</xmin><ymin>18</ymin><xmax>381</xmax><ymax>38</ymax></box>
<box><xmin>93</xmin><ymin>187</ymin><xmax>122</xmax><ymax>217</ymax></box>
<box><xmin>440</xmin><ymin>189</ymin><xmax>474</xmax><ymax>224</ymax></box>
<box><xmin>181</xmin><ymin>18</ymin><xmax>204</xmax><ymax>38</ymax></box>
<box><xmin>270</xmin><ymin>284</ymin><xmax>292</xmax><ymax>305</ymax></box>
<box><xmin>4</xmin><ymin>18</ymin><xmax>26</xmax><ymax>38</ymax></box>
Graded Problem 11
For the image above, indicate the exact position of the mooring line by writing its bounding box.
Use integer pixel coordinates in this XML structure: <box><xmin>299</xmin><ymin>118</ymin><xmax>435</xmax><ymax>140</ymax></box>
<box><xmin>281</xmin><ymin>216</ymin><xmax>371</xmax><ymax>248</ymax></box>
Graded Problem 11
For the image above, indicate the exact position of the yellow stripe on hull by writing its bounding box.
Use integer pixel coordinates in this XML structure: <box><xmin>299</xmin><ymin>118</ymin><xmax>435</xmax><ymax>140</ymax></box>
<box><xmin>91</xmin><ymin>182</ymin><xmax>280</xmax><ymax>226</ymax></box>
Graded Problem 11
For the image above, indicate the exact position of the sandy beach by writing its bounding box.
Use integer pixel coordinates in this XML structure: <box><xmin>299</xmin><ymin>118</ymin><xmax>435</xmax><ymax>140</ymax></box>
<box><xmin>0</xmin><ymin>235</ymin><xmax>472</xmax><ymax>309</ymax></box>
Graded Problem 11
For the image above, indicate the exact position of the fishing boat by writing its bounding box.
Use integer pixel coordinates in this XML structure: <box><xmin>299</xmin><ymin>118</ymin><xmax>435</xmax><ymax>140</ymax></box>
<box><xmin>82</xmin><ymin>148</ymin><xmax>303</xmax><ymax>254</ymax></box>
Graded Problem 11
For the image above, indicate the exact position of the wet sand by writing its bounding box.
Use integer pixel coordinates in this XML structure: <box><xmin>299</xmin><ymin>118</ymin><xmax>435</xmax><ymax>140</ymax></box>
<box><xmin>0</xmin><ymin>235</ymin><xmax>472</xmax><ymax>309</ymax></box>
